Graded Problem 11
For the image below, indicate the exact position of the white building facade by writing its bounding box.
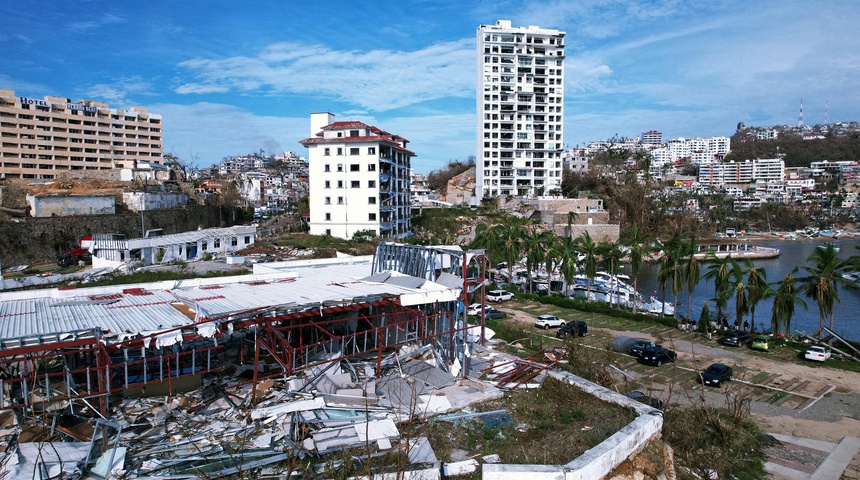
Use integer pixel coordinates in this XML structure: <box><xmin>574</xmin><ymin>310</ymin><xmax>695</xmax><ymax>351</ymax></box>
<box><xmin>301</xmin><ymin>113</ymin><xmax>413</xmax><ymax>239</ymax></box>
<box><xmin>698</xmin><ymin>158</ymin><xmax>784</xmax><ymax>186</ymax></box>
<box><xmin>476</xmin><ymin>20</ymin><xmax>565</xmax><ymax>199</ymax></box>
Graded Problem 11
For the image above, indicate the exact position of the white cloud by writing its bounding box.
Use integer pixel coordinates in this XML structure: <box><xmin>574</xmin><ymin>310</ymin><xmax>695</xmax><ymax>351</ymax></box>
<box><xmin>175</xmin><ymin>39</ymin><xmax>476</xmax><ymax>112</ymax></box>
<box><xmin>67</xmin><ymin>13</ymin><xmax>127</xmax><ymax>33</ymax></box>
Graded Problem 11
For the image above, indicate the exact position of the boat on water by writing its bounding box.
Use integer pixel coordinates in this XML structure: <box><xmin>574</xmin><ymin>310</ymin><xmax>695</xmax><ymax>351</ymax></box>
<box><xmin>568</xmin><ymin>272</ymin><xmax>675</xmax><ymax>316</ymax></box>
<box><xmin>817</xmin><ymin>242</ymin><xmax>840</xmax><ymax>252</ymax></box>
<box><xmin>692</xmin><ymin>240</ymin><xmax>780</xmax><ymax>259</ymax></box>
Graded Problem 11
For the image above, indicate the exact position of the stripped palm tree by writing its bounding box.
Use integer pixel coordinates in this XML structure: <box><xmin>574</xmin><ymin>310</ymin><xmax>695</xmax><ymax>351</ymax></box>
<box><xmin>622</xmin><ymin>224</ymin><xmax>651</xmax><ymax>314</ymax></box>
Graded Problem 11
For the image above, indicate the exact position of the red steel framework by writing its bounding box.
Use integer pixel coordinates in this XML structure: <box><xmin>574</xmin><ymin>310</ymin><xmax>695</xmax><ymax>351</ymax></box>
<box><xmin>0</xmin><ymin>245</ymin><xmax>488</xmax><ymax>419</ymax></box>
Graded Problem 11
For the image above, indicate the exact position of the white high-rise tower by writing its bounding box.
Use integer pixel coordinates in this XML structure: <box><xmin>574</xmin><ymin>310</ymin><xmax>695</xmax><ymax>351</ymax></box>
<box><xmin>476</xmin><ymin>20</ymin><xmax>566</xmax><ymax>199</ymax></box>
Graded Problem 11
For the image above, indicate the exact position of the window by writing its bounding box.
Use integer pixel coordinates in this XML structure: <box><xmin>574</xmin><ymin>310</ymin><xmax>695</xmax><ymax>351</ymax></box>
<box><xmin>324</xmin><ymin>164</ymin><xmax>330</xmax><ymax>172</ymax></box>
<box><xmin>337</xmin><ymin>197</ymin><xmax>344</xmax><ymax>205</ymax></box>
<box><xmin>350</xmin><ymin>130</ymin><xmax>359</xmax><ymax>137</ymax></box>
<box><xmin>324</xmin><ymin>180</ymin><xmax>331</xmax><ymax>188</ymax></box>
<box><xmin>245</xmin><ymin>236</ymin><xmax>250</xmax><ymax>244</ymax></box>
<box><xmin>368</xmin><ymin>197</ymin><xmax>377</xmax><ymax>204</ymax></box>
<box><xmin>324</xmin><ymin>148</ymin><xmax>330</xmax><ymax>156</ymax></box>
<box><xmin>232</xmin><ymin>237</ymin><xmax>238</xmax><ymax>246</ymax></box>
<box><xmin>368</xmin><ymin>163</ymin><xmax>376</xmax><ymax>171</ymax></box>
<box><xmin>368</xmin><ymin>147</ymin><xmax>376</xmax><ymax>155</ymax></box>
<box><xmin>325</xmin><ymin>229</ymin><xmax>332</xmax><ymax>236</ymax></box>
<box><xmin>337</xmin><ymin>180</ymin><xmax>343</xmax><ymax>188</ymax></box>
<box><xmin>368</xmin><ymin>180</ymin><xmax>376</xmax><ymax>188</ymax></box>
<box><xmin>325</xmin><ymin>196</ymin><xmax>331</xmax><ymax>205</ymax></box>
<box><xmin>201</xmin><ymin>241</ymin><xmax>208</xmax><ymax>251</ymax></box>
<box><xmin>214</xmin><ymin>239</ymin><xmax>220</xmax><ymax>248</ymax></box>
<box><xmin>369</xmin><ymin>213</ymin><xmax>377</xmax><ymax>221</ymax></box>
<box><xmin>351</xmin><ymin>181</ymin><xmax>360</xmax><ymax>188</ymax></box>
<box><xmin>337</xmin><ymin>148</ymin><xmax>343</xmax><ymax>155</ymax></box>
<box><xmin>325</xmin><ymin>213</ymin><xmax>331</xmax><ymax>221</ymax></box>
<box><xmin>350</xmin><ymin>147</ymin><xmax>360</xmax><ymax>155</ymax></box>
<box><xmin>337</xmin><ymin>164</ymin><xmax>343</xmax><ymax>172</ymax></box>
<box><xmin>350</xmin><ymin>164</ymin><xmax>360</xmax><ymax>171</ymax></box>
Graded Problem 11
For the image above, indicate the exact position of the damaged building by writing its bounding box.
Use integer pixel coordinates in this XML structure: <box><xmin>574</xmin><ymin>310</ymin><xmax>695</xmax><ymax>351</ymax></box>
<box><xmin>0</xmin><ymin>243</ymin><xmax>664</xmax><ymax>479</ymax></box>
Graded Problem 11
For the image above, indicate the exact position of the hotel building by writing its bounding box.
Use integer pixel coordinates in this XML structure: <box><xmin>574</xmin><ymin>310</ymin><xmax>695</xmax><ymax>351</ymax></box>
<box><xmin>476</xmin><ymin>20</ymin><xmax>565</xmax><ymax>199</ymax></box>
<box><xmin>300</xmin><ymin>113</ymin><xmax>413</xmax><ymax>239</ymax></box>
<box><xmin>0</xmin><ymin>88</ymin><xmax>162</xmax><ymax>180</ymax></box>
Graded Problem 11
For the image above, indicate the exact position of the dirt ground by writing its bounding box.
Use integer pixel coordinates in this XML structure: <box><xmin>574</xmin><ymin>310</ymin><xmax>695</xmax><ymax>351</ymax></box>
<box><xmin>492</xmin><ymin>302</ymin><xmax>860</xmax><ymax>445</ymax></box>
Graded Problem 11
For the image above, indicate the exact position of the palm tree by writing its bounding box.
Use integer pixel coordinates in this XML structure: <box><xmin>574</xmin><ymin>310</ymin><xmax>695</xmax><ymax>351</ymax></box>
<box><xmin>771</xmin><ymin>268</ymin><xmax>806</xmax><ymax>336</ymax></box>
<box><xmin>499</xmin><ymin>223</ymin><xmax>525</xmax><ymax>287</ymax></box>
<box><xmin>744</xmin><ymin>261</ymin><xmax>767</xmax><ymax>332</ymax></box>
<box><xmin>597</xmin><ymin>239</ymin><xmax>624</xmax><ymax>308</ymax></box>
<box><xmin>657</xmin><ymin>235</ymin><xmax>683</xmax><ymax>317</ymax></box>
<box><xmin>729</xmin><ymin>260</ymin><xmax>748</xmax><ymax>328</ymax></box>
<box><xmin>703</xmin><ymin>254</ymin><xmax>733</xmax><ymax>324</ymax></box>
<box><xmin>558</xmin><ymin>236</ymin><xmax>579</xmax><ymax>296</ymax></box>
<box><xmin>523</xmin><ymin>227</ymin><xmax>553</xmax><ymax>294</ymax></box>
<box><xmin>681</xmin><ymin>236</ymin><xmax>700</xmax><ymax>322</ymax></box>
<box><xmin>575</xmin><ymin>231</ymin><xmax>599</xmax><ymax>299</ymax></box>
<box><xmin>801</xmin><ymin>243</ymin><xmax>848</xmax><ymax>337</ymax></box>
<box><xmin>472</xmin><ymin>223</ymin><xmax>503</xmax><ymax>265</ymax></box>
<box><xmin>566</xmin><ymin>211</ymin><xmax>579</xmax><ymax>238</ymax></box>
<box><xmin>622</xmin><ymin>225</ymin><xmax>651</xmax><ymax>314</ymax></box>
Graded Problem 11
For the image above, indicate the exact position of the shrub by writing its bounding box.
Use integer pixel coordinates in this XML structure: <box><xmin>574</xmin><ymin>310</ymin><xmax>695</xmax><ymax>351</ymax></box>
<box><xmin>514</xmin><ymin>291</ymin><xmax>679</xmax><ymax>328</ymax></box>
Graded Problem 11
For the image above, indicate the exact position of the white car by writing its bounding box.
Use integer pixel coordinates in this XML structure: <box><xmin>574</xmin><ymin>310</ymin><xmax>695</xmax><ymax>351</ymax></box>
<box><xmin>466</xmin><ymin>303</ymin><xmax>484</xmax><ymax>316</ymax></box>
<box><xmin>534</xmin><ymin>314</ymin><xmax>566</xmax><ymax>330</ymax></box>
<box><xmin>487</xmin><ymin>290</ymin><xmax>514</xmax><ymax>302</ymax></box>
<box><xmin>804</xmin><ymin>346</ymin><xmax>832</xmax><ymax>362</ymax></box>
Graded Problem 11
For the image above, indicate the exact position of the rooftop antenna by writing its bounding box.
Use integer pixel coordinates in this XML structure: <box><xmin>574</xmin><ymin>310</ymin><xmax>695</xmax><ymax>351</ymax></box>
<box><xmin>825</xmin><ymin>100</ymin><xmax>829</xmax><ymax>124</ymax></box>
<box><xmin>798</xmin><ymin>99</ymin><xmax>804</xmax><ymax>127</ymax></box>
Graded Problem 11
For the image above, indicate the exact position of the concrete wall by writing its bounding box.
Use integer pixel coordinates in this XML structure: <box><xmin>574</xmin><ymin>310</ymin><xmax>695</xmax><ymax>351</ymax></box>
<box><xmin>552</xmin><ymin>224</ymin><xmax>620</xmax><ymax>243</ymax></box>
<box><xmin>482</xmin><ymin>366</ymin><xmax>663</xmax><ymax>480</ymax></box>
<box><xmin>26</xmin><ymin>195</ymin><xmax>116</xmax><ymax>217</ymax></box>
<box><xmin>122</xmin><ymin>192</ymin><xmax>189</xmax><ymax>212</ymax></box>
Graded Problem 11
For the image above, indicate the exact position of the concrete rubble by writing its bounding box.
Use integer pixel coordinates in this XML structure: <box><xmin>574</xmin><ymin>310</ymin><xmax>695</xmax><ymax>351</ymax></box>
<box><xmin>0</xmin><ymin>341</ymin><xmax>536</xmax><ymax>479</ymax></box>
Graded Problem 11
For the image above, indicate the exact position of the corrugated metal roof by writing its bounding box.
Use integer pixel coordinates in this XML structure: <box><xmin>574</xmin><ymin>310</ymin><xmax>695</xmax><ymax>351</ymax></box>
<box><xmin>0</xmin><ymin>259</ymin><xmax>460</xmax><ymax>349</ymax></box>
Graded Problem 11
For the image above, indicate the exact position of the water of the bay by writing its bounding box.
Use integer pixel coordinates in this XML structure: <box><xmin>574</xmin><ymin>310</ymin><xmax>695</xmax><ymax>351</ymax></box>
<box><xmin>627</xmin><ymin>237</ymin><xmax>860</xmax><ymax>342</ymax></box>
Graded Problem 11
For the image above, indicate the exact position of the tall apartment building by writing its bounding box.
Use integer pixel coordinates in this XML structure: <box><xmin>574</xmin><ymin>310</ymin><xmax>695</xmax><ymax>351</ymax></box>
<box><xmin>476</xmin><ymin>20</ymin><xmax>565</xmax><ymax>199</ymax></box>
<box><xmin>300</xmin><ymin>113</ymin><xmax>413</xmax><ymax>239</ymax></box>
<box><xmin>640</xmin><ymin>130</ymin><xmax>663</xmax><ymax>145</ymax></box>
<box><xmin>0</xmin><ymin>89</ymin><xmax>162</xmax><ymax>179</ymax></box>
<box><xmin>698</xmin><ymin>158</ymin><xmax>784</xmax><ymax>186</ymax></box>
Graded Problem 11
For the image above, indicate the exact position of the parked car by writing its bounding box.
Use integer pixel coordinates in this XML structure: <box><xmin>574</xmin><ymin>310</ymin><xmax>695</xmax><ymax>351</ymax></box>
<box><xmin>699</xmin><ymin>363</ymin><xmax>733</xmax><ymax>387</ymax></box>
<box><xmin>534</xmin><ymin>314</ymin><xmax>566</xmax><ymax>330</ymax></box>
<box><xmin>625</xmin><ymin>391</ymin><xmax>664</xmax><ymax>409</ymax></box>
<box><xmin>466</xmin><ymin>303</ymin><xmax>484</xmax><ymax>316</ymax></box>
<box><xmin>721</xmin><ymin>329</ymin><xmax>751</xmax><ymax>347</ymax></box>
<box><xmin>628</xmin><ymin>340</ymin><xmax>660</xmax><ymax>358</ymax></box>
<box><xmin>639</xmin><ymin>346</ymin><xmax>677</xmax><ymax>366</ymax></box>
<box><xmin>804</xmin><ymin>345</ymin><xmax>832</xmax><ymax>362</ymax></box>
<box><xmin>483</xmin><ymin>308</ymin><xmax>508</xmax><ymax>320</ymax></box>
<box><xmin>556</xmin><ymin>321</ymin><xmax>588</xmax><ymax>337</ymax></box>
<box><xmin>750</xmin><ymin>335</ymin><xmax>770</xmax><ymax>352</ymax></box>
<box><xmin>486</xmin><ymin>290</ymin><xmax>514</xmax><ymax>302</ymax></box>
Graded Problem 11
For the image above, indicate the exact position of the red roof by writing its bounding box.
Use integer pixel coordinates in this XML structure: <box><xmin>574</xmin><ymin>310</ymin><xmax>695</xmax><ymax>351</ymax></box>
<box><xmin>299</xmin><ymin>134</ymin><xmax>416</xmax><ymax>156</ymax></box>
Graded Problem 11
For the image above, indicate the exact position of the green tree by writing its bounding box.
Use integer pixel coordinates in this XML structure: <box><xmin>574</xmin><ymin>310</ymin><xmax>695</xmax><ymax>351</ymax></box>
<box><xmin>597</xmin><ymin>239</ymin><xmax>624</xmax><ymax>308</ymax></box>
<box><xmin>575</xmin><ymin>231</ymin><xmax>599</xmax><ymax>297</ymax></box>
<box><xmin>657</xmin><ymin>235</ymin><xmax>683</xmax><ymax>317</ymax></box>
<box><xmin>744</xmin><ymin>261</ymin><xmax>768</xmax><ymax>332</ymax></box>
<box><xmin>770</xmin><ymin>268</ymin><xmax>806</xmax><ymax>336</ymax></box>
<box><xmin>703</xmin><ymin>254</ymin><xmax>733</xmax><ymax>323</ymax></box>
<box><xmin>558</xmin><ymin>236</ymin><xmax>580</xmax><ymax>296</ymax></box>
<box><xmin>682</xmin><ymin>236</ymin><xmax>700</xmax><ymax>322</ymax></box>
<box><xmin>800</xmin><ymin>243</ymin><xmax>848</xmax><ymax>337</ymax></box>
<box><xmin>523</xmin><ymin>227</ymin><xmax>554</xmax><ymax>294</ymax></box>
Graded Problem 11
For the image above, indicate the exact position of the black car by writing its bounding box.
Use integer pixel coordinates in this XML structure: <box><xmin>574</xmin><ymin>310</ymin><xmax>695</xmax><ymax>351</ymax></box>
<box><xmin>639</xmin><ymin>346</ymin><xmax>677</xmax><ymax>366</ymax></box>
<box><xmin>556</xmin><ymin>321</ymin><xmax>588</xmax><ymax>337</ymax></box>
<box><xmin>699</xmin><ymin>363</ymin><xmax>733</xmax><ymax>387</ymax></box>
<box><xmin>626</xmin><ymin>390</ymin><xmax>664</xmax><ymax>410</ymax></box>
<box><xmin>628</xmin><ymin>340</ymin><xmax>659</xmax><ymax>358</ymax></box>
<box><xmin>721</xmin><ymin>330</ymin><xmax>751</xmax><ymax>347</ymax></box>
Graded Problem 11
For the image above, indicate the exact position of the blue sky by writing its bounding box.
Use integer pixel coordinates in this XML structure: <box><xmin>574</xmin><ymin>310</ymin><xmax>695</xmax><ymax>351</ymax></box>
<box><xmin>2</xmin><ymin>1</ymin><xmax>858</xmax><ymax>173</ymax></box>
